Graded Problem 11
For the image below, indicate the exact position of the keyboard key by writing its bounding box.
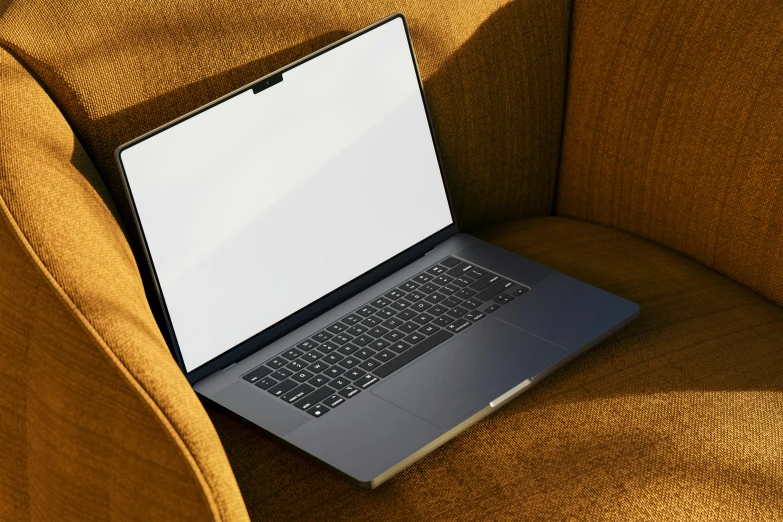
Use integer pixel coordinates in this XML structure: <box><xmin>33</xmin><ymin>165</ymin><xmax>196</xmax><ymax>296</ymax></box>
<box><xmin>361</xmin><ymin>316</ymin><xmax>382</xmax><ymax>327</ymax></box>
<box><xmin>338</xmin><ymin>385</ymin><xmax>361</xmax><ymax>398</ymax></box>
<box><xmin>282</xmin><ymin>383</ymin><xmax>315</xmax><ymax>404</ymax></box>
<box><xmin>445</xmin><ymin>262</ymin><xmax>473</xmax><ymax>277</ymax></box>
<box><xmin>432</xmin><ymin>275</ymin><xmax>453</xmax><ymax>286</ymax></box>
<box><xmin>418</xmin><ymin>324</ymin><xmax>440</xmax><ymax>336</ymax></box>
<box><xmin>452</xmin><ymin>276</ymin><xmax>472</xmax><ymax>287</ymax></box>
<box><xmin>440</xmin><ymin>284</ymin><xmax>459</xmax><ymax>295</ymax></box>
<box><xmin>468</xmin><ymin>274</ymin><xmax>495</xmax><ymax>291</ymax></box>
<box><xmin>242</xmin><ymin>366</ymin><xmax>271</xmax><ymax>384</ymax></box>
<box><xmin>323</xmin><ymin>366</ymin><xmax>345</xmax><ymax>378</ymax></box>
<box><xmin>390</xmin><ymin>341</ymin><xmax>411</xmax><ymax>353</ymax></box>
<box><xmin>294</xmin><ymin>386</ymin><xmax>334</xmax><ymax>410</ymax></box>
<box><xmin>441</xmin><ymin>257</ymin><xmax>461</xmax><ymax>268</ymax></box>
<box><xmin>412</xmin><ymin>313</ymin><xmax>434</xmax><ymax>325</ymax></box>
<box><xmin>353</xmin><ymin>334</ymin><xmax>373</xmax><ymax>346</ymax></box>
<box><xmin>282</xmin><ymin>348</ymin><xmax>303</xmax><ymax>360</ymax></box>
<box><xmin>357</xmin><ymin>305</ymin><xmax>377</xmax><ymax>317</ymax></box>
<box><xmin>429</xmin><ymin>304</ymin><xmax>449</xmax><ymax>316</ymax></box>
<box><xmin>424</xmin><ymin>292</ymin><xmax>446</xmax><ymax>304</ymax></box>
<box><xmin>316</xmin><ymin>341</ymin><xmax>339</xmax><ymax>354</ymax></box>
<box><xmin>355</xmin><ymin>374</ymin><xmax>380</xmax><ymax>389</ymax></box>
<box><xmin>463</xmin><ymin>298</ymin><xmax>483</xmax><ymax>309</ymax></box>
<box><xmin>493</xmin><ymin>294</ymin><xmax>515</xmax><ymax>304</ymax></box>
<box><xmin>375</xmin><ymin>308</ymin><xmax>396</xmax><ymax>320</ymax></box>
<box><xmin>308</xmin><ymin>361</ymin><xmax>329</xmax><ymax>373</ymax></box>
<box><xmin>413</xmin><ymin>273</ymin><xmax>433</xmax><ymax>284</ymax></box>
<box><xmin>443</xmin><ymin>297</ymin><xmax>461</xmax><ymax>308</ymax></box>
<box><xmin>339</xmin><ymin>357</ymin><xmax>360</xmax><ymax>369</ymax></box>
<box><xmin>465</xmin><ymin>311</ymin><xmax>487</xmax><ymax>322</ymax></box>
<box><xmin>400</xmin><ymin>281</ymin><xmax>419</xmax><ymax>292</ymax></box>
<box><xmin>382</xmin><ymin>317</ymin><xmax>404</xmax><ymax>329</ymax></box>
<box><xmin>355</xmin><ymin>348</ymin><xmax>375</xmax><ymax>360</ymax></box>
<box><xmin>297</xmin><ymin>339</ymin><xmax>319</xmax><ymax>351</ymax></box>
<box><xmin>385</xmin><ymin>289</ymin><xmax>406</xmax><ymax>300</ymax></box>
<box><xmin>368</xmin><ymin>326</ymin><xmax>389</xmax><ymax>338</ymax></box>
<box><xmin>337</xmin><ymin>343</ymin><xmax>360</xmax><ymax>356</ymax></box>
<box><xmin>390</xmin><ymin>299</ymin><xmax>412</xmax><ymax>311</ymax></box>
<box><xmin>301</xmin><ymin>350</ymin><xmax>322</xmax><ymax>363</ymax></box>
<box><xmin>323</xmin><ymin>352</ymin><xmax>344</xmax><ymax>365</ymax></box>
<box><xmin>345</xmin><ymin>368</ymin><xmax>365</xmax><ymax>380</ymax></box>
<box><xmin>326</xmin><ymin>322</ymin><xmax>347</xmax><ymax>334</ymax></box>
<box><xmin>454</xmin><ymin>288</ymin><xmax>476</xmax><ymax>300</ymax></box>
<box><xmin>286</xmin><ymin>359</ymin><xmax>307</xmax><ymax>371</ymax></box>
<box><xmin>513</xmin><ymin>287</ymin><xmax>528</xmax><ymax>297</ymax></box>
<box><xmin>332</xmin><ymin>333</ymin><xmax>352</xmax><ymax>345</ymax></box>
<box><xmin>359</xmin><ymin>358</ymin><xmax>381</xmax><ymax>372</ymax></box>
<box><xmin>345</xmin><ymin>324</ymin><xmax>369</xmax><ymax>336</ymax></box>
<box><xmin>313</xmin><ymin>331</ymin><xmax>333</xmax><ymax>343</ymax></box>
<box><xmin>396</xmin><ymin>309</ymin><xmax>417</xmax><ymax>321</ymax></box>
<box><xmin>427</xmin><ymin>265</ymin><xmax>447</xmax><ymax>275</ymax></box>
<box><xmin>372</xmin><ymin>297</ymin><xmax>391</xmax><ymax>308</ymax></box>
<box><xmin>468</xmin><ymin>268</ymin><xmax>487</xmax><ymax>279</ymax></box>
<box><xmin>255</xmin><ymin>377</ymin><xmax>278</xmax><ymax>390</ymax></box>
<box><xmin>433</xmin><ymin>315</ymin><xmax>454</xmax><ymax>328</ymax></box>
<box><xmin>374</xmin><ymin>350</ymin><xmax>396</xmax><ymax>362</ymax></box>
<box><xmin>408</xmin><ymin>290</ymin><xmax>426</xmax><ymax>301</ymax></box>
<box><xmin>475</xmin><ymin>278</ymin><xmax>512</xmax><ymax>301</ymax></box>
<box><xmin>373</xmin><ymin>330</ymin><xmax>453</xmax><ymax>378</ymax></box>
<box><xmin>268</xmin><ymin>379</ymin><xmax>297</xmax><ymax>397</ymax></box>
<box><xmin>446</xmin><ymin>318</ymin><xmax>471</xmax><ymax>333</ymax></box>
<box><xmin>411</xmin><ymin>301</ymin><xmax>432</xmax><ymax>312</ymax></box>
<box><xmin>306</xmin><ymin>404</ymin><xmax>329</xmax><ymax>417</ymax></box>
<box><xmin>383</xmin><ymin>330</ymin><xmax>404</xmax><ymax>342</ymax></box>
<box><xmin>342</xmin><ymin>314</ymin><xmax>362</xmax><ymax>326</ymax></box>
<box><xmin>324</xmin><ymin>394</ymin><xmax>346</xmax><ymax>408</ymax></box>
<box><xmin>266</xmin><ymin>357</ymin><xmax>287</xmax><ymax>369</ymax></box>
<box><xmin>485</xmin><ymin>304</ymin><xmax>501</xmax><ymax>313</ymax></box>
<box><xmin>308</xmin><ymin>374</ymin><xmax>330</xmax><ymax>387</ymax></box>
<box><xmin>398</xmin><ymin>322</ymin><xmax>419</xmax><ymax>334</ymax></box>
<box><xmin>404</xmin><ymin>332</ymin><xmax>426</xmax><ymax>344</ymax></box>
<box><xmin>369</xmin><ymin>338</ymin><xmax>390</xmax><ymax>351</ymax></box>
<box><xmin>292</xmin><ymin>370</ymin><xmax>314</xmax><ymax>382</ymax></box>
<box><xmin>420</xmin><ymin>282</ymin><xmax>439</xmax><ymax>294</ymax></box>
<box><xmin>329</xmin><ymin>376</ymin><xmax>350</xmax><ymax>389</ymax></box>
<box><xmin>271</xmin><ymin>368</ymin><xmax>293</xmax><ymax>381</ymax></box>
<box><xmin>447</xmin><ymin>307</ymin><xmax>468</xmax><ymax>318</ymax></box>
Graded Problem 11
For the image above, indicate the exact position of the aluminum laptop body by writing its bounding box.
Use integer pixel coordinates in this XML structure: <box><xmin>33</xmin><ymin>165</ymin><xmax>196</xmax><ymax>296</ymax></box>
<box><xmin>115</xmin><ymin>14</ymin><xmax>639</xmax><ymax>488</ymax></box>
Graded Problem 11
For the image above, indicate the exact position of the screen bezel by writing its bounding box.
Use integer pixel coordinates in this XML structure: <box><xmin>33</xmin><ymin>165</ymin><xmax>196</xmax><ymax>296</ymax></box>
<box><xmin>114</xmin><ymin>13</ymin><xmax>459</xmax><ymax>383</ymax></box>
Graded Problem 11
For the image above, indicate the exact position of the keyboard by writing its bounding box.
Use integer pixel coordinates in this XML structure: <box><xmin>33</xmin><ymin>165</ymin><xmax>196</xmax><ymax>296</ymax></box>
<box><xmin>241</xmin><ymin>256</ymin><xmax>529</xmax><ymax>418</ymax></box>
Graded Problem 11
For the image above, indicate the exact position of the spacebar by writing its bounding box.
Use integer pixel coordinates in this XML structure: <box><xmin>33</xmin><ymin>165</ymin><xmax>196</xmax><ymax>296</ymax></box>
<box><xmin>373</xmin><ymin>330</ymin><xmax>453</xmax><ymax>378</ymax></box>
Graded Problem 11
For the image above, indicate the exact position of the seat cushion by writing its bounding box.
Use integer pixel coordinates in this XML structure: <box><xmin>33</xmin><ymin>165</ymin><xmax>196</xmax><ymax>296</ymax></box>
<box><xmin>206</xmin><ymin>217</ymin><xmax>783</xmax><ymax>521</ymax></box>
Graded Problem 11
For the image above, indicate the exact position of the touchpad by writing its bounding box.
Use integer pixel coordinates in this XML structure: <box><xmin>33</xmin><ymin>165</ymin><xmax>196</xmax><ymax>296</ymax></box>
<box><xmin>372</xmin><ymin>318</ymin><xmax>566</xmax><ymax>428</ymax></box>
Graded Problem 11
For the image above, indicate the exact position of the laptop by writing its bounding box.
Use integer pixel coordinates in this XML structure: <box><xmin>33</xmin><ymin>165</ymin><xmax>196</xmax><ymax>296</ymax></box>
<box><xmin>115</xmin><ymin>13</ymin><xmax>639</xmax><ymax>488</ymax></box>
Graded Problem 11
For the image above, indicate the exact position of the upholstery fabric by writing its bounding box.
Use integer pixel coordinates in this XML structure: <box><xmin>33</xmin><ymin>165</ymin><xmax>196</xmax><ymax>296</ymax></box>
<box><xmin>0</xmin><ymin>0</ymin><xmax>570</xmax><ymax>235</ymax></box>
<box><xmin>208</xmin><ymin>217</ymin><xmax>783</xmax><ymax>521</ymax></box>
<box><xmin>557</xmin><ymin>0</ymin><xmax>783</xmax><ymax>306</ymax></box>
<box><xmin>0</xmin><ymin>48</ymin><xmax>247</xmax><ymax>521</ymax></box>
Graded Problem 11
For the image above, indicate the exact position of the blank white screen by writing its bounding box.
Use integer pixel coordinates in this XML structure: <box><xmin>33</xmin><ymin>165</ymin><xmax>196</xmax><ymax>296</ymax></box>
<box><xmin>120</xmin><ymin>18</ymin><xmax>453</xmax><ymax>372</ymax></box>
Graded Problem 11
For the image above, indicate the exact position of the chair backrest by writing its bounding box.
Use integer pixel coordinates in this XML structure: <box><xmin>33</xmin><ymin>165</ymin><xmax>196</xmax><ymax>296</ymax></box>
<box><xmin>557</xmin><ymin>0</ymin><xmax>783</xmax><ymax>306</ymax></box>
<box><xmin>0</xmin><ymin>47</ymin><xmax>248</xmax><ymax>522</ymax></box>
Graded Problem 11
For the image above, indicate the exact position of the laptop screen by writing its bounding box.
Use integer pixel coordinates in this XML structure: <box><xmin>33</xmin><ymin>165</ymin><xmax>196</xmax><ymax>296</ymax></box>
<box><xmin>119</xmin><ymin>17</ymin><xmax>453</xmax><ymax>372</ymax></box>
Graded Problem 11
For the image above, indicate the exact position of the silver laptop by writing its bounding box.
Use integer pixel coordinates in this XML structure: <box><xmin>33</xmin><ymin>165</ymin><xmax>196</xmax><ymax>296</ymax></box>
<box><xmin>115</xmin><ymin>13</ymin><xmax>639</xmax><ymax>488</ymax></box>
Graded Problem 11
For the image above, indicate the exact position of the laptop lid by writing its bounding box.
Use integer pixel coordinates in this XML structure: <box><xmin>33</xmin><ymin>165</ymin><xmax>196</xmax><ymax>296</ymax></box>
<box><xmin>116</xmin><ymin>14</ymin><xmax>457</xmax><ymax>382</ymax></box>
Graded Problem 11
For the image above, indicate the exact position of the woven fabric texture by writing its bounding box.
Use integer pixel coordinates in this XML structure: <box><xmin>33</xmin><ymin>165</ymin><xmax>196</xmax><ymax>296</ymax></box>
<box><xmin>208</xmin><ymin>217</ymin><xmax>783</xmax><ymax>521</ymax></box>
<box><xmin>0</xmin><ymin>48</ymin><xmax>247</xmax><ymax>521</ymax></box>
<box><xmin>557</xmin><ymin>0</ymin><xmax>783</xmax><ymax>306</ymax></box>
